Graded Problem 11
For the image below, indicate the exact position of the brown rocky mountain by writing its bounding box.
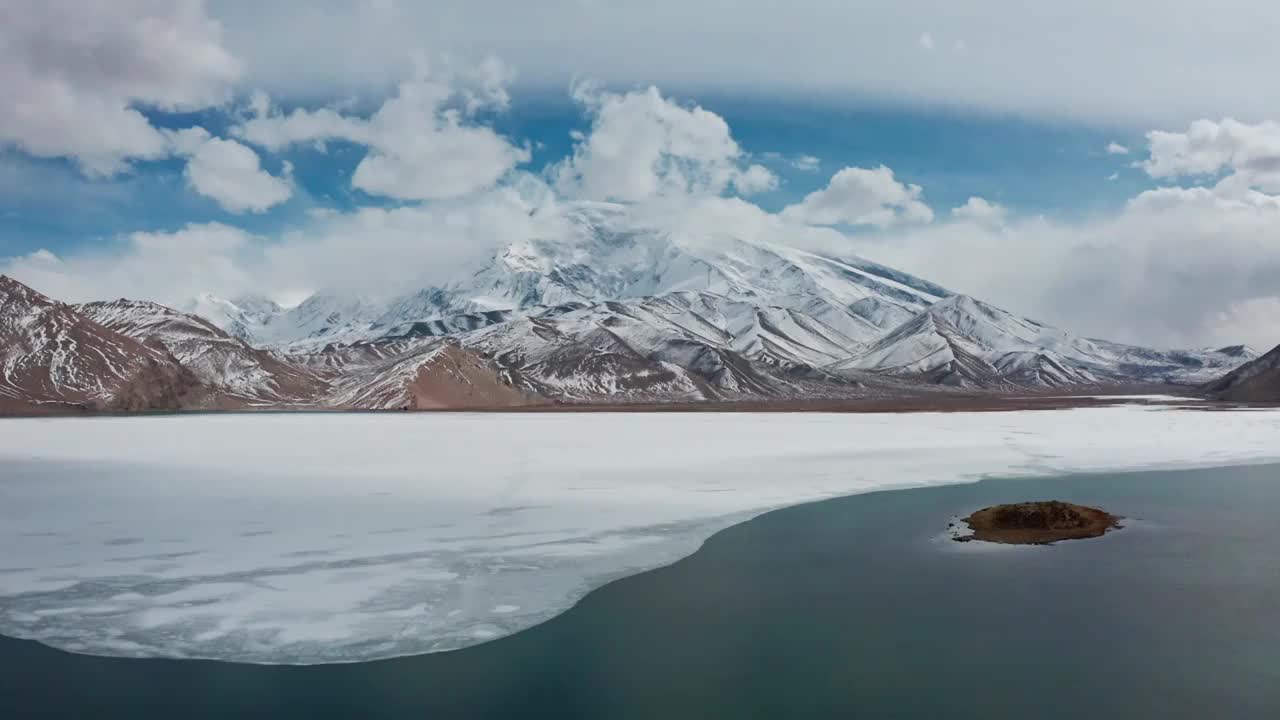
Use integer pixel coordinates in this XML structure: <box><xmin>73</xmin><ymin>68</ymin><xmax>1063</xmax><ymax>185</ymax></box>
<box><xmin>1202</xmin><ymin>343</ymin><xmax>1280</xmax><ymax>402</ymax></box>
<box><xmin>0</xmin><ymin>276</ymin><xmax>534</xmax><ymax>414</ymax></box>
<box><xmin>76</xmin><ymin>298</ymin><xmax>329</xmax><ymax>408</ymax></box>
<box><xmin>325</xmin><ymin>339</ymin><xmax>534</xmax><ymax>410</ymax></box>
<box><xmin>0</xmin><ymin>275</ymin><xmax>199</xmax><ymax>413</ymax></box>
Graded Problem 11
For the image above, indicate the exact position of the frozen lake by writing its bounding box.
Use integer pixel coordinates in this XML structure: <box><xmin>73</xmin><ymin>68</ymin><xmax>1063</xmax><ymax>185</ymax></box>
<box><xmin>2</xmin><ymin>406</ymin><xmax>1280</xmax><ymax>664</ymax></box>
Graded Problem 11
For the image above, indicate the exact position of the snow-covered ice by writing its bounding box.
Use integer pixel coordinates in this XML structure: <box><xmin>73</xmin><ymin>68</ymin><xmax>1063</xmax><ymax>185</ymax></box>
<box><xmin>1</xmin><ymin>407</ymin><xmax>1279</xmax><ymax>664</ymax></box>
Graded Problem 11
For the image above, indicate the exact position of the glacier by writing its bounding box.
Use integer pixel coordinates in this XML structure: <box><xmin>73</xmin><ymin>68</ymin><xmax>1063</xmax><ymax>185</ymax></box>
<box><xmin>2</xmin><ymin>405</ymin><xmax>1280</xmax><ymax>665</ymax></box>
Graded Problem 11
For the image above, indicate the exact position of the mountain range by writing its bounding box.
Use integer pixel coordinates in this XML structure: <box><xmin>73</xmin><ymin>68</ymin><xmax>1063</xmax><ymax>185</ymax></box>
<box><xmin>0</xmin><ymin>202</ymin><xmax>1268</xmax><ymax>414</ymax></box>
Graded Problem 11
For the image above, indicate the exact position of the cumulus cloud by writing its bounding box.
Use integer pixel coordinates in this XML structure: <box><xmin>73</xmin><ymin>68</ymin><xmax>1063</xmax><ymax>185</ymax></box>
<box><xmin>553</xmin><ymin>84</ymin><xmax>775</xmax><ymax>202</ymax></box>
<box><xmin>951</xmin><ymin>196</ymin><xmax>1008</xmax><ymax>225</ymax></box>
<box><xmin>235</xmin><ymin>57</ymin><xmax>528</xmax><ymax>201</ymax></box>
<box><xmin>851</xmin><ymin>184</ymin><xmax>1280</xmax><ymax>350</ymax></box>
<box><xmin>1207</xmin><ymin>297</ymin><xmax>1280</xmax><ymax>352</ymax></box>
<box><xmin>260</xmin><ymin>182</ymin><xmax>563</xmax><ymax>296</ymax></box>
<box><xmin>918</xmin><ymin>32</ymin><xmax>935</xmax><ymax>51</ymax></box>
<box><xmin>1141</xmin><ymin>118</ymin><xmax>1280</xmax><ymax>197</ymax></box>
<box><xmin>781</xmin><ymin>166</ymin><xmax>933</xmax><ymax>227</ymax></box>
<box><xmin>163</xmin><ymin>128</ymin><xmax>292</xmax><ymax>213</ymax></box>
<box><xmin>2</xmin><ymin>179</ymin><xmax>565</xmax><ymax>305</ymax></box>
<box><xmin>1106</xmin><ymin>142</ymin><xmax>1130</xmax><ymax>155</ymax></box>
<box><xmin>2</xmin><ymin>223</ymin><xmax>256</xmax><ymax>304</ymax></box>
<box><xmin>183</xmin><ymin>139</ymin><xmax>292</xmax><ymax>214</ymax></box>
<box><xmin>0</xmin><ymin>0</ymin><xmax>240</xmax><ymax>176</ymax></box>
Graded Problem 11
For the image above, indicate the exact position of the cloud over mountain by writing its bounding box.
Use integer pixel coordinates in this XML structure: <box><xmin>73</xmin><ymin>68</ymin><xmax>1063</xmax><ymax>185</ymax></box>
<box><xmin>235</xmin><ymin>57</ymin><xmax>528</xmax><ymax>201</ymax></box>
<box><xmin>552</xmin><ymin>84</ymin><xmax>775</xmax><ymax>202</ymax></box>
<box><xmin>781</xmin><ymin>166</ymin><xmax>933</xmax><ymax>228</ymax></box>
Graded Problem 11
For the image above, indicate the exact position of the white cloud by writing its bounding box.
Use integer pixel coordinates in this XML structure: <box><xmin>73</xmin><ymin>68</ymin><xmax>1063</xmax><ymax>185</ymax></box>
<box><xmin>792</xmin><ymin>155</ymin><xmax>821</xmax><ymax>171</ymax></box>
<box><xmin>0</xmin><ymin>0</ymin><xmax>240</xmax><ymax>176</ymax></box>
<box><xmin>5</xmin><ymin>30</ymin><xmax>1279</xmax><ymax>356</ymax></box>
<box><xmin>10</xmin><ymin>158</ymin><xmax>1280</xmax><ymax>352</ymax></box>
<box><xmin>781</xmin><ymin>166</ymin><xmax>934</xmax><ymax>227</ymax></box>
<box><xmin>210</xmin><ymin>0</ymin><xmax>1280</xmax><ymax>125</ymax></box>
<box><xmin>553</xmin><ymin>84</ymin><xmax>775</xmax><ymax>202</ymax></box>
<box><xmin>1142</xmin><ymin>118</ymin><xmax>1280</xmax><ymax>194</ymax></box>
<box><xmin>918</xmin><ymin>32</ymin><xmax>935</xmax><ymax>51</ymax></box>
<box><xmin>161</xmin><ymin>127</ymin><xmax>292</xmax><ymax>213</ymax></box>
<box><xmin>1106</xmin><ymin>142</ymin><xmax>1130</xmax><ymax>155</ymax></box>
<box><xmin>235</xmin><ymin>57</ymin><xmax>528</xmax><ymax>201</ymax></box>
<box><xmin>182</xmin><ymin>137</ymin><xmax>293</xmax><ymax>214</ymax></box>
<box><xmin>1</xmin><ymin>223</ymin><xmax>255</xmax><ymax>304</ymax></box>
<box><xmin>951</xmin><ymin>196</ymin><xmax>1008</xmax><ymax>225</ymax></box>
<box><xmin>1207</xmin><ymin>297</ymin><xmax>1280</xmax><ymax>351</ymax></box>
<box><xmin>761</xmin><ymin>152</ymin><xmax>820</xmax><ymax>171</ymax></box>
<box><xmin>2</xmin><ymin>179</ymin><xmax>565</xmax><ymax>305</ymax></box>
<box><xmin>851</xmin><ymin>184</ymin><xmax>1280</xmax><ymax>350</ymax></box>
<box><xmin>732</xmin><ymin>164</ymin><xmax>780</xmax><ymax>194</ymax></box>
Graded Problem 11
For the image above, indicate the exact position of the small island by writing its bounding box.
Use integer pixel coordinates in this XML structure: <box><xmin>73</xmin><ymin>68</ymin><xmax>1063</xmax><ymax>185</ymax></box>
<box><xmin>954</xmin><ymin>501</ymin><xmax>1121</xmax><ymax>545</ymax></box>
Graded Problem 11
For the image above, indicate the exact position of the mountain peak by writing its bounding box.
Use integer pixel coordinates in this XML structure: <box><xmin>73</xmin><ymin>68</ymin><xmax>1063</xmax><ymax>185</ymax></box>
<box><xmin>928</xmin><ymin>293</ymin><xmax>980</xmax><ymax>310</ymax></box>
<box><xmin>0</xmin><ymin>273</ymin><xmax>33</xmax><ymax>293</ymax></box>
<box><xmin>926</xmin><ymin>293</ymin><xmax>1010</xmax><ymax>320</ymax></box>
<box><xmin>1213</xmin><ymin>344</ymin><xmax>1257</xmax><ymax>359</ymax></box>
<box><xmin>0</xmin><ymin>274</ymin><xmax>53</xmax><ymax>310</ymax></box>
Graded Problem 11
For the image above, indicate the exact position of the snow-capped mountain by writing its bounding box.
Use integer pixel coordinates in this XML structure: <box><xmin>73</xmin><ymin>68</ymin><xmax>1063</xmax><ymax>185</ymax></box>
<box><xmin>186</xmin><ymin>292</ymin><xmax>383</xmax><ymax>350</ymax></box>
<box><xmin>170</xmin><ymin>202</ymin><xmax>1253</xmax><ymax>404</ymax></box>
<box><xmin>0</xmin><ymin>198</ymin><xmax>1265</xmax><ymax>415</ymax></box>
<box><xmin>831</xmin><ymin>295</ymin><xmax>1251</xmax><ymax>388</ymax></box>
<box><xmin>204</xmin><ymin>203</ymin><xmax>947</xmax><ymax>352</ymax></box>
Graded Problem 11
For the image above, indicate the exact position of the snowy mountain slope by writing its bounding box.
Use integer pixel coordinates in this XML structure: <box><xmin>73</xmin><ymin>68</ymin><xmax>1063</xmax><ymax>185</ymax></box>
<box><xmin>76</xmin><ymin>299</ymin><xmax>329</xmax><ymax>405</ymax></box>
<box><xmin>1202</xmin><ymin>343</ymin><xmax>1280</xmax><ymax>402</ymax></box>
<box><xmin>455</xmin><ymin>291</ymin><xmax>889</xmax><ymax>402</ymax></box>
<box><xmin>834</xmin><ymin>295</ymin><xmax>1253</xmax><ymax>388</ymax></box>
<box><xmin>0</xmin><ymin>276</ymin><xmax>198</xmax><ymax>411</ymax></box>
<box><xmin>324</xmin><ymin>340</ymin><xmax>533</xmax><ymax>410</ymax></box>
<box><xmin>184</xmin><ymin>293</ymin><xmax>283</xmax><ymax>343</ymax></box>
<box><xmin>73</xmin><ymin>299</ymin><xmax>528</xmax><ymax>410</ymax></box>
<box><xmin>197</xmin><ymin>203</ymin><xmax>946</xmax><ymax>351</ymax></box>
<box><xmin>190</xmin><ymin>292</ymin><xmax>385</xmax><ymax>351</ymax></box>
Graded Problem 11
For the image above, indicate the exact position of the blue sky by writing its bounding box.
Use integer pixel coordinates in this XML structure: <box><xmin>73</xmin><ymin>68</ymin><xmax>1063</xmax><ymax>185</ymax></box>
<box><xmin>0</xmin><ymin>93</ymin><xmax>1147</xmax><ymax>258</ymax></box>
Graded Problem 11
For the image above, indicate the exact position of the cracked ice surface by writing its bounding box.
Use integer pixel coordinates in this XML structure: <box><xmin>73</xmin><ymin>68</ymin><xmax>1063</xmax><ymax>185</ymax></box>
<box><xmin>1</xmin><ymin>406</ymin><xmax>1279</xmax><ymax>664</ymax></box>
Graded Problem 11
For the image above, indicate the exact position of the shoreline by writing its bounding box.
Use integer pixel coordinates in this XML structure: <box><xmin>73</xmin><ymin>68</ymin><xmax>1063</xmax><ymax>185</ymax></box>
<box><xmin>3</xmin><ymin>391</ymin><xmax>1263</xmax><ymax>420</ymax></box>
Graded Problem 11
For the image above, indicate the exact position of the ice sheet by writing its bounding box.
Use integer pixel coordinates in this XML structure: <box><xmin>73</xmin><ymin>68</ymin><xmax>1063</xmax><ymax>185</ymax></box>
<box><xmin>1</xmin><ymin>407</ymin><xmax>1278</xmax><ymax>664</ymax></box>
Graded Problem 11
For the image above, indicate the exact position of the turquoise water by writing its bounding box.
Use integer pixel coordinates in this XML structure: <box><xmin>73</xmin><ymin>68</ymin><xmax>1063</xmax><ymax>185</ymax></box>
<box><xmin>2</xmin><ymin>464</ymin><xmax>1279</xmax><ymax>718</ymax></box>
